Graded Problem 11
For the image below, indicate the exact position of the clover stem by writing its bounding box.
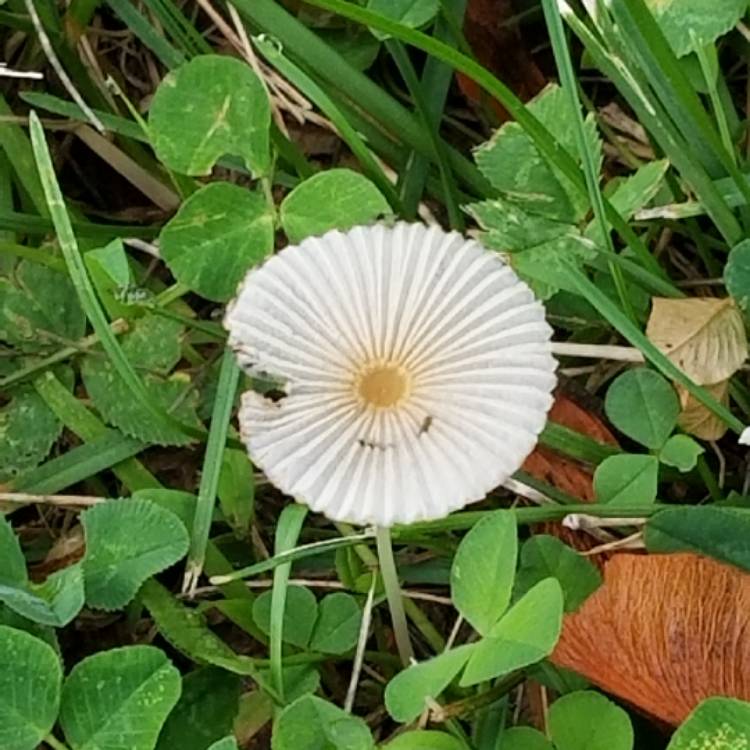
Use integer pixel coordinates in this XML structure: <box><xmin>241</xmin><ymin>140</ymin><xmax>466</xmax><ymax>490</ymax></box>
<box><xmin>375</xmin><ymin>525</ymin><xmax>414</xmax><ymax>666</ymax></box>
<box><xmin>45</xmin><ymin>735</ymin><xmax>71</xmax><ymax>750</ymax></box>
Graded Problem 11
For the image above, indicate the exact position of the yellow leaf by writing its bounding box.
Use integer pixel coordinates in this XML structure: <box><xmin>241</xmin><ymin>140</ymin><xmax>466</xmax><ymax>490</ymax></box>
<box><xmin>646</xmin><ymin>297</ymin><xmax>747</xmax><ymax>384</ymax></box>
<box><xmin>675</xmin><ymin>380</ymin><xmax>730</xmax><ymax>441</ymax></box>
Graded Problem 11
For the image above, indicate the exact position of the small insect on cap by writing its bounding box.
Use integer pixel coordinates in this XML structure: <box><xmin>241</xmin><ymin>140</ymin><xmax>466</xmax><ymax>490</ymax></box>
<box><xmin>224</xmin><ymin>222</ymin><xmax>557</xmax><ymax>527</ymax></box>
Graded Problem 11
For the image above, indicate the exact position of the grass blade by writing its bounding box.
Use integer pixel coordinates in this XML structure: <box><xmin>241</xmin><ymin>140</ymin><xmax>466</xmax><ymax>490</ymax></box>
<box><xmin>209</xmin><ymin>533</ymin><xmax>374</xmax><ymax>584</ymax></box>
<box><xmin>105</xmin><ymin>0</ymin><xmax>185</xmax><ymax>67</ymax></box>
<box><xmin>270</xmin><ymin>504</ymin><xmax>308</xmax><ymax>702</ymax></box>
<box><xmin>398</xmin><ymin>503</ymin><xmax>663</xmax><ymax>537</ymax></box>
<box><xmin>183</xmin><ymin>349</ymin><xmax>240</xmax><ymax>594</ymax></box>
<box><xmin>604</xmin><ymin>0</ymin><xmax>750</xmax><ymax>240</ymax></box>
<box><xmin>540</xmin><ymin>422</ymin><xmax>620</xmax><ymax>464</ymax></box>
<box><xmin>611</xmin><ymin>0</ymin><xmax>744</xmax><ymax>188</ymax></box>
<box><xmin>33</xmin><ymin>371</ymin><xmax>162</xmax><ymax>492</ymax></box>
<box><xmin>386</xmin><ymin>39</ymin><xmax>463</xmax><ymax>229</ymax></box>
<box><xmin>28</xmin><ymin>111</ymin><xmax>204</xmax><ymax>443</ymax></box>
<box><xmin>253</xmin><ymin>36</ymin><xmax>401</xmax><ymax>210</ymax></box>
<box><xmin>13</xmin><ymin>432</ymin><xmax>145</xmax><ymax>494</ymax></box>
<box><xmin>296</xmin><ymin>0</ymin><xmax>667</xmax><ymax>281</ymax></box>
<box><xmin>541</xmin><ymin>0</ymin><xmax>633</xmax><ymax>321</ymax></box>
<box><xmin>560</xmin><ymin>1</ymin><xmax>741</xmax><ymax>245</ymax></box>
<box><xmin>0</xmin><ymin>94</ymin><xmax>49</xmax><ymax>215</ymax></box>
<box><xmin>232</xmin><ymin>0</ymin><xmax>488</xmax><ymax>197</ymax></box>
<box><xmin>398</xmin><ymin>0</ymin><xmax>464</xmax><ymax>218</ymax></box>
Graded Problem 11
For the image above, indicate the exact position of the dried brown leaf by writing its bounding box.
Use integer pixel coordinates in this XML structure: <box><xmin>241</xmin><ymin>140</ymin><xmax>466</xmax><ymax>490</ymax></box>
<box><xmin>523</xmin><ymin>394</ymin><xmax>618</xmax><ymax>561</ymax></box>
<box><xmin>29</xmin><ymin>524</ymin><xmax>85</xmax><ymax>580</ymax></box>
<box><xmin>676</xmin><ymin>380</ymin><xmax>730</xmax><ymax>441</ymax></box>
<box><xmin>523</xmin><ymin>393</ymin><xmax>617</xmax><ymax>502</ymax></box>
<box><xmin>458</xmin><ymin>0</ymin><xmax>545</xmax><ymax>120</ymax></box>
<box><xmin>552</xmin><ymin>553</ymin><xmax>750</xmax><ymax>725</ymax></box>
<box><xmin>646</xmin><ymin>297</ymin><xmax>747</xmax><ymax>384</ymax></box>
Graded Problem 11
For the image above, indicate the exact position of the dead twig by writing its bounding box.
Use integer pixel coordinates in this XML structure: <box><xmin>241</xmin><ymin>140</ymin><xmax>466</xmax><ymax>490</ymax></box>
<box><xmin>1</xmin><ymin>492</ymin><xmax>105</xmax><ymax>507</ymax></box>
<box><xmin>23</xmin><ymin>0</ymin><xmax>105</xmax><ymax>132</ymax></box>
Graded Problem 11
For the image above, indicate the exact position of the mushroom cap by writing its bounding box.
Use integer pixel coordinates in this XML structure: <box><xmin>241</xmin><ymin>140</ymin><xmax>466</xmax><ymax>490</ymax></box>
<box><xmin>224</xmin><ymin>222</ymin><xmax>557</xmax><ymax>526</ymax></box>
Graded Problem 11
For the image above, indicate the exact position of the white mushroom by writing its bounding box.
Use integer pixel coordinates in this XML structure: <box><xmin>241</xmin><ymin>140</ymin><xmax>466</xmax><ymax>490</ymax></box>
<box><xmin>224</xmin><ymin>221</ymin><xmax>557</xmax><ymax>528</ymax></box>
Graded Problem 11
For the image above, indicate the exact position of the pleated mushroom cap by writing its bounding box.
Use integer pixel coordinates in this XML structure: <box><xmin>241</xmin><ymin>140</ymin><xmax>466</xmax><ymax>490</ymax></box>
<box><xmin>224</xmin><ymin>222</ymin><xmax>556</xmax><ymax>526</ymax></box>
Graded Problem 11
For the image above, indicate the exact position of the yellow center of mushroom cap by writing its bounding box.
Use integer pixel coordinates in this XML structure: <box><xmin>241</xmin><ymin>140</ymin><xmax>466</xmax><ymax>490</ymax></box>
<box><xmin>357</xmin><ymin>364</ymin><xmax>410</xmax><ymax>408</ymax></box>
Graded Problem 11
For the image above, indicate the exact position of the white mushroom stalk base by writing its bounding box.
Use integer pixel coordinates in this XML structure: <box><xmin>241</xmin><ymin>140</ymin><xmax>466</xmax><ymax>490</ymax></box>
<box><xmin>549</xmin><ymin>342</ymin><xmax>645</xmax><ymax>362</ymax></box>
<box><xmin>375</xmin><ymin>525</ymin><xmax>414</xmax><ymax>667</ymax></box>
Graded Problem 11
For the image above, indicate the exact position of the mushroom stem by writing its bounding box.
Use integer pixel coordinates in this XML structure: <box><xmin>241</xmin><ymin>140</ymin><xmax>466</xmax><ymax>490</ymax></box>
<box><xmin>550</xmin><ymin>342</ymin><xmax>645</xmax><ymax>362</ymax></box>
<box><xmin>375</xmin><ymin>526</ymin><xmax>414</xmax><ymax>667</ymax></box>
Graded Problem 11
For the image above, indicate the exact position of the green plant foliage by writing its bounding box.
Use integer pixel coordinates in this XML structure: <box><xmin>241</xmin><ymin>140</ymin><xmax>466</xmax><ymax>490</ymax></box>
<box><xmin>156</xmin><ymin>667</ymin><xmax>241</xmax><ymax>750</ymax></box>
<box><xmin>0</xmin><ymin>513</ymin><xmax>28</xmax><ymax>584</ymax></box>
<box><xmin>604</xmin><ymin>368</ymin><xmax>680</xmax><ymax>449</ymax></box>
<box><xmin>279</xmin><ymin>169</ymin><xmax>391</xmax><ymax>243</ymax></box>
<box><xmin>450</xmin><ymin>509</ymin><xmax>517</xmax><ymax>636</ymax></box>
<box><xmin>159</xmin><ymin>182</ymin><xmax>274</xmax><ymax>301</ymax></box>
<box><xmin>82</xmin><ymin>499</ymin><xmax>189</xmax><ymax>609</ymax></box>
<box><xmin>309</xmin><ymin>592</ymin><xmax>362</xmax><ymax>654</ymax></box>
<box><xmin>253</xmin><ymin>585</ymin><xmax>319</xmax><ymax>648</ymax></box>
<box><xmin>481</xmin><ymin>202</ymin><xmax>577</xmax><ymax>252</ymax></box>
<box><xmin>500</xmin><ymin>727</ymin><xmax>554</xmax><ymax>750</ymax></box>
<box><xmin>384</xmin><ymin>645</ymin><xmax>474</xmax><ymax>722</ymax></box>
<box><xmin>318</xmin><ymin>28</ymin><xmax>381</xmax><ymax>70</ymax></box>
<box><xmin>584</xmin><ymin>160</ymin><xmax>669</xmax><ymax>252</ymax></box>
<box><xmin>529</xmin><ymin>661</ymin><xmax>590</xmax><ymax>696</ymax></box>
<box><xmin>387</xmin><ymin>515</ymin><xmax>564</xmax><ymax>718</ymax></box>
<box><xmin>470</xmin><ymin>84</ymin><xmax>602</xmax><ymax>296</ymax></box>
<box><xmin>644</xmin><ymin>0</ymin><xmax>746</xmax><ymax>57</ymax></box>
<box><xmin>645</xmin><ymin>506</ymin><xmax>750</xmax><ymax>571</ymax></box>
<box><xmin>85</xmin><ymin>239</ymin><xmax>135</xmax><ymax>320</ymax></box>
<box><xmin>509</xmin><ymin>234</ymin><xmax>597</xmax><ymax>299</ymax></box>
<box><xmin>0</xmin><ymin>379</ymin><xmax>66</xmax><ymax>482</ymax></box>
<box><xmin>460</xmin><ymin>578</ymin><xmax>563</xmax><ymax>686</ymax></box>
<box><xmin>366</xmin><ymin>0</ymin><xmax>439</xmax><ymax>39</ymax></box>
<box><xmin>208</xmin><ymin>738</ymin><xmax>239</xmax><ymax>750</ymax></box>
<box><xmin>59</xmin><ymin>645</ymin><xmax>181</xmax><ymax>750</ymax></box>
<box><xmin>140</xmin><ymin>580</ymin><xmax>251</xmax><ymax>667</ymax></box>
<box><xmin>515</xmin><ymin>535</ymin><xmax>602</xmax><ymax>612</ymax></box>
<box><xmin>134</xmin><ymin>489</ymin><xmax>197</xmax><ymax>530</ymax></box>
<box><xmin>0</xmin><ymin>604</ymin><xmax>58</xmax><ymax>651</ymax></box>
<box><xmin>11</xmin><ymin>0</ymin><xmax>750</xmax><ymax>742</ymax></box>
<box><xmin>81</xmin><ymin>315</ymin><xmax>201</xmax><ymax>446</ymax></box>
<box><xmin>0</xmin><ymin>565</ymin><xmax>84</xmax><ymax>628</ymax></box>
<box><xmin>0</xmin><ymin>269</ymin><xmax>78</xmax><ymax>477</ymax></box>
<box><xmin>606</xmin><ymin>160</ymin><xmax>670</xmax><ymax>217</ymax></box>
<box><xmin>593</xmin><ymin>454</ymin><xmax>659</xmax><ymax>505</ymax></box>
<box><xmin>272</xmin><ymin>695</ymin><xmax>374</xmax><ymax>750</ymax></box>
<box><xmin>149</xmin><ymin>54</ymin><xmax>271</xmax><ymax>175</ymax></box>
<box><xmin>383</xmin><ymin>731</ymin><xmax>465</xmax><ymax>750</ymax></box>
<box><xmin>0</xmin><ymin>515</ymin><xmax>84</xmax><ymax>626</ymax></box>
<box><xmin>725</xmin><ymin>239</ymin><xmax>750</xmax><ymax>313</ymax></box>
<box><xmin>217</xmin><ymin>448</ymin><xmax>255</xmax><ymax>534</ymax></box>
<box><xmin>0</xmin><ymin>260</ymin><xmax>84</xmax><ymax>350</ymax></box>
<box><xmin>257</xmin><ymin>664</ymin><xmax>321</xmax><ymax>703</ymax></box>
<box><xmin>547</xmin><ymin>691</ymin><xmax>633</xmax><ymax>750</ymax></box>
<box><xmin>667</xmin><ymin>697</ymin><xmax>750</xmax><ymax>749</ymax></box>
<box><xmin>658</xmin><ymin>434</ymin><xmax>704</xmax><ymax>472</ymax></box>
<box><xmin>210</xmin><ymin>598</ymin><xmax>259</xmax><ymax>640</ymax></box>
<box><xmin>475</xmin><ymin>84</ymin><xmax>599</xmax><ymax>223</ymax></box>
<box><xmin>0</xmin><ymin>625</ymin><xmax>62</xmax><ymax>750</ymax></box>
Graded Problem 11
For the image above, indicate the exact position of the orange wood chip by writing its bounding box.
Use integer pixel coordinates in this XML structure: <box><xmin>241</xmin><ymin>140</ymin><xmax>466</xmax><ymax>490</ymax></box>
<box><xmin>552</xmin><ymin>552</ymin><xmax>750</xmax><ymax>725</ymax></box>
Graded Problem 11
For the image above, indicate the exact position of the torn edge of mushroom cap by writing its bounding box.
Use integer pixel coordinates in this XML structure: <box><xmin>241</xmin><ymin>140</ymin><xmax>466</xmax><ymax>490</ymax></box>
<box><xmin>224</xmin><ymin>221</ymin><xmax>558</xmax><ymax>527</ymax></box>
